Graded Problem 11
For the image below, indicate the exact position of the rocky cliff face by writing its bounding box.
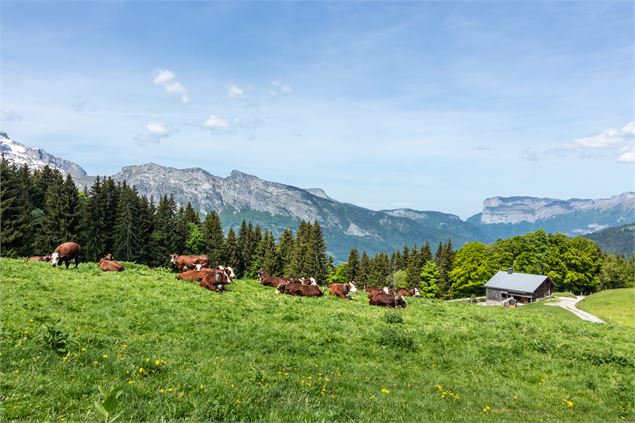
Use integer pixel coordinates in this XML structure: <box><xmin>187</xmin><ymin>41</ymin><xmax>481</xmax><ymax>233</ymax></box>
<box><xmin>478</xmin><ymin>194</ymin><xmax>635</xmax><ymax>224</ymax></box>
<box><xmin>0</xmin><ymin>132</ymin><xmax>88</xmax><ymax>178</ymax></box>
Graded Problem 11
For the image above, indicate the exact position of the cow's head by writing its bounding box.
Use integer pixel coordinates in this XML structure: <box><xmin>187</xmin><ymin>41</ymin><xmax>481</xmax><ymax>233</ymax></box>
<box><xmin>169</xmin><ymin>254</ymin><xmax>178</xmax><ymax>265</ymax></box>
<box><xmin>395</xmin><ymin>296</ymin><xmax>407</xmax><ymax>308</ymax></box>
<box><xmin>44</xmin><ymin>254</ymin><xmax>52</xmax><ymax>262</ymax></box>
<box><xmin>195</xmin><ymin>264</ymin><xmax>203</xmax><ymax>271</ymax></box>
<box><xmin>382</xmin><ymin>286</ymin><xmax>390</xmax><ymax>294</ymax></box>
<box><xmin>308</xmin><ymin>277</ymin><xmax>318</xmax><ymax>286</ymax></box>
<box><xmin>226</xmin><ymin>266</ymin><xmax>236</xmax><ymax>280</ymax></box>
<box><xmin>413</xmin><ymin>287</ymin><xmax>420</xmax><ymax>297</ymax></box>
<box><xmin>348</xmin><ymin>282</ymin><xmax>358</xmax><ymax>293</ymax></box>
<box><xmin>104</xmin><ymin>253</ymin><xmax>113</xmax><ymax>261</ymax></box>
<box><xmin>50</xmin><ymin>252</ymin><xmax>60</xmax><ymax>267</ymax></box>
<box><xmin>257</xmin><ymin>269</ymin><xmax>265</xmax><ymax>281</ymax></box>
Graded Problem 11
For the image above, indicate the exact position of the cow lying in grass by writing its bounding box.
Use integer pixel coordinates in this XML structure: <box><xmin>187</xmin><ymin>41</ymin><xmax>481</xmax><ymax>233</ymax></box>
<box><xmin>178</xmin><ymin>267</ymin><xmax>235</xmax><ymax>284</ymax></box>
<box><xmin>170</xmin><ymin>254</ymin><xmax>210</xmax><ymax>272</ymax></box>
<box><xmin>368</xmin><ymin>291</ymin><xmax>407</xmax><ymax>308</ymax></box>
<box><xmin>28</xmin><ymin>255</ymin><xmax>51</xmax><ymax>262</ymax></box>
<box><xmin>366</xmin><ymin>287</ymin><xmax>391</xmax><ymax>297</ymax></box>
<box><xmin>277</xmin><ymin>280</ymin><xmax>323</xmax><ymax>297</ymax></box>
<box><xmin>98</xmin><ymin>254</ymin><xmax>124</xmax><ymax>272</ymax></box>
<box><xmin>329</xmin><ymin>282</ymin><xmax>358</xmax><ymax>299</ymax></box>
<box><xmin>396</xmin><ymin>288</ymin><xmax>420</xmax><ymax>297</ymax></box>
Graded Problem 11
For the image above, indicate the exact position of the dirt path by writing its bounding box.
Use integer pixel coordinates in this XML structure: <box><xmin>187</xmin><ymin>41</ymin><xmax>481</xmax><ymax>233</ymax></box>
<box><xmin>546</xmin><ymin>296</ymin><xmax>605</xmax><ymax>324</ymax></box>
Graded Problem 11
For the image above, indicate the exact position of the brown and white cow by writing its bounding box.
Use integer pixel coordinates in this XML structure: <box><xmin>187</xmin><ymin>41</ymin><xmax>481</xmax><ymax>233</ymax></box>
<box><xmin>329</xmin><ymin>282</ymin><xmax>358</xmax><ymax>299</ymax></box>
<box><xmin>28</xmin><ymin>255</ymin><xmax>51</xmax><ymax>262</ymax></box>
<box><xmin>366</xmin><ymin>286</ymin><xmax>391</xmax><ymax>297</ymax></box>
<box><xmin>258</xmin><ymin>270</ymin><xmax>291</xmax><ymax>288</ymax></box>
<box><xmin>277</xmin><ymin>281</ymin><xmax>323</xmax><ymax>297</ymax></box>
<box><xmin>199</xmin><ymin>271</ymin><xmax>229</xmax><ymax>292</ymax></box>
<box><xmin>98</xmin><ymin>257</ymin><xmax>125</xmax><ymax>272</ymax></box>
<box><xmin>170</xmin><ymin>254</ymin><xmax>209</xmax><ymax>272</ymax></box>
<box><xmin>51</xmin><ymin>242</ymin><xmax>81</xmax><ymax>269</ymax></box>
<box><xmin>396</xmin><ymin>287</ymin><xmax>420</xmax><ymax>297</ymax></box>
<box><xmin>368</xmin><ymin>291</ymin><xmax>407</xmax><ymax>308</ymax></box>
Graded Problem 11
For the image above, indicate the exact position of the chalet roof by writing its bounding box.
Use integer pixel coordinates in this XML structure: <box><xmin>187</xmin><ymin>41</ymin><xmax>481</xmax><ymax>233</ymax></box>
<box><xmin>484</xmin><ymin>271</ymin><xmax>550</xmax><ymax>294</ymax></box>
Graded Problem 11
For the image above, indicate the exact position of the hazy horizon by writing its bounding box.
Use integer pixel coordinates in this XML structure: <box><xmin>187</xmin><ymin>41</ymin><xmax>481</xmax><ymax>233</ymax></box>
<box><xmin>1</xmin><ymin>1</ymin><xmax>633</xmax><ymax>219</ymax></box>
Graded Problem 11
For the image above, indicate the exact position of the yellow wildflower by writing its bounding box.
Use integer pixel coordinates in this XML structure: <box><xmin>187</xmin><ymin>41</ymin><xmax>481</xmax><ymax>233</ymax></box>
<box><xmin>199</xmin><ymin>384</ymin><xmax>205</xmax><ymax>389</ymax></box>
<box><xmin>81</xmin><ymin>347</ymin><xmax>87</xmax><ymax>352</ymax></box>
<box><xmin>155</xmin><ymin>359</ymin><xmax>161</xmax><ymax>366</ymax></box>
<box><xmin>128</xmin><ymin>380</ymin><xmax>134</xmax><ymax>385</ymax></box>
<box><xmin>145</xmin><ymin>357</ymin><xmax>150</xmax><ymax>363</ymax></box>
<box><xmin>138</xmin><ymin>367</ymin><xmax>144</xmax><ymax>373</ymax></box>
<box><xmin>159</xmin><ymin>388</ymin><xmax>165</xmax><ymax>394</ymax></box>
<box><xmin>235</xmin><ymin>399</ymin><xmax>241</xmax><ymax>404</ymax></box>
<box><xmin>563</xmin><ymin>400</ymin><xmax>574</xmax><ymax>408</ymax></box>
<box><xmin>14</xmin><ymin>369</ymin><xmax>19</xmax><ymax>374</ymax></box>
<box><xmin>483</xmin><ymin>406</ymin><xmax>491</xmax><ymax>413</ymax></box>
<box><xmin>381</xmin><ymin>388</ymin><xmax>390</xmax><ymax>394</ymax></box>
<box><xmin>167</xmin><ymin>388</ymin><xmax>174</xmax><ymax>393</ymax></box>
<box><xmin>102</xmin><ymin>354</ymin><xmax>108</xmax><ymax>359</ymax></box>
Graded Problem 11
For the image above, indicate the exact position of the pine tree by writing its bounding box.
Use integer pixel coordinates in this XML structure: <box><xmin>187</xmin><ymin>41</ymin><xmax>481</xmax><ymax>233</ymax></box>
<box><xmin>102</xmin><ymin>178</ymin><xmax>120</xmax><ymax>254</ymax></box>
<box><xmin>182</xmin><ymin>202</ymin><xmax>201</xmax><ymax>225</ymax></box>
<box><xmin>277</xmin><ymin>228</ymin><xmax>295</xmax><ymax>276</ymax></box>
<box><xmin>308</xmin><ymin>221</ymin><xmax>328</xmax><ymax>282</ymax></box>
<box><xmin>174</xmin><ymin>207</ymin><xmax>190</xmax><ymax>255</ymax></box>
<box><xmin>114</xmin><ymin>183</ymin><xmax>141</xmax><ymax>261</ymax></box>
<box><xmin>252</xmin><ymin>230</ymin><xmax>280</xmax><ymax>275</ymax></box>
<box><xmin>201</xmin><ymin>211</ymin><xmax>224</xmax><ymax>266</ymax></box>
<box><xmin>151</xmin><ymin>195</ymin><xmax>178</xmax><ymax>266</ymax></box>
<box><xmin>224</xmin><ymin>227</ymin><xmax>240</xmax><ymax>270</ymax></box>
<box><xmin>420</xmin><ymin>242</ymin><xmax>433</xmax><ymax>264</ymax></box>
<box><xmin>289</xmin><ymin>220</ymin><xmax>311</xmax><ymax>277</ymax></box>
<box><xmin>347</xmin><ymin>247</ymin><xmax>360</xmax><ymax>282</ymax></box>
<box><xmin>437</xmin><ymin>239</ymin><xmax>455</xmax><ymax>298</ymax></box>
<box><xmin>0</xmin><ymin>159</ymin><xmax>32</xmax><ymax>256</ymax></box>
<box><xmin>401</xmin><ymin>245</ymin><xmax>410</xmax><ymax>270</ymax></box>
<box><xmin>405</xmin><ymin>249</ymin><xmax>423</xmax><ymax>289</ymax></box>
<box><xmin>358</xmin><ymin>251</ymin><xmax>371</xmax><ymax>287</ymax></box>
<box><xmin>136</xmin><ymin>195</ymin><xmax>156</xmax><ymax>264</ymax></box>
<box><xmin>80</xmin><ymin>177</ymin><xmax>108</xmax><ymax>261</ymax></box>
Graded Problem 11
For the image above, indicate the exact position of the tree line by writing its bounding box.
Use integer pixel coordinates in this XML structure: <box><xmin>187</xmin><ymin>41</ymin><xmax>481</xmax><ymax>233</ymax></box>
<box><xmin>331</xmin><ymin>230</ymin><xmax>634</xmax><ymax>297</ymax></box>
<box><xmin>0</xmin><ymin>160</ymin><xmax>330</xmax><ymax>279</ymax></box>
<box><xmin>2</xmin><ymin>159</ymin><xmax>632</xmax><ymax>294</ymax></box>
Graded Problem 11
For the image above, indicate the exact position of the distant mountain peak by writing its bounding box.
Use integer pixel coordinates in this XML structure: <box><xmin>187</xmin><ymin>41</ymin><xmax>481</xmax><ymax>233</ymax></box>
<box><xmin>304</xmin><ymin>188</ymin><xmax>337</xmax><ymax>202</ymax></box>
<box><xmin>0</xmin><ymin>131</ymin><xmax>88</xmax><ymax>178</ymax></box>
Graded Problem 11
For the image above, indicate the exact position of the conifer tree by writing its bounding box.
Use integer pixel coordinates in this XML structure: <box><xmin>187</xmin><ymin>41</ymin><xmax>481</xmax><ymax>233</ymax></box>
<box><xmin>224</xmin><ymin>227</ymin><xmax>240</xmax><ymax>270</ymax></box>
<box><xmin>182</xmin><ymin>202</ymin><xmax>201</xmax><ymax>226</ymax></box>
<box><xmin>308</xmin><ymin>221</ymin><xmax>328</xmax><ymax>282</ymax></box>
<box><xmin>277</xmin><ymin>228</ymin><xmax>295</xmax><ymax>276</ymax></box>
<box><xmin>347</xmin><ymin>247</ymin><xmax>360</xmax><ymax>282</ymax></box>
<box><xmin>401</xmin><ymin>245</ymin><xmax>410</xmax><ymax>270</ymax></box>
<box><xmin>289</xmin><ymin>220</ymin><xmax>311</xmax><ymax>277</ymax></box>
<box><xmin>113</xmin><ymin>183</ymin><xmax>141</xmax><ymax>261</ymax></box>
<box><xmin>81</xmin><ymin>176</ymin><xmax>108</xmax><ymax>261</ymax></box>
<box><xmin>102</xmin><ymin>178</ymin><xmax>120</xmax><ymax>253</ymax></box>
<box><xmin>151</xmin><ymin>195</ymin><xmax>178</xmax><ymax>266</ymax></box>
<box><xmin>0</xmin><ymin>159</ymin><xmax>32</xmax><ymax>256</ymax></box>
<box><xmin>136</xmin><ymin>195</ymin><xmax>156</xmax><ymax>263</ymax></box>
<box><xmin>405</xmin><ymin>250</ymin><xmax>422</xmax><ymax>289</ymax></box>
<box><xmin>358</xmin><ymin>251</ymin><xmax>371</xmax><ymax>287</ymax></box>
<box><xmin>201</xmin><ymin>210</ymin><xmax>224</xmax><ymax>265</ymax></box>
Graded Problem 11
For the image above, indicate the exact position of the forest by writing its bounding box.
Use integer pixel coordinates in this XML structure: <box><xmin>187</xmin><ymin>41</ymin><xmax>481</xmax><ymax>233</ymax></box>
<box><xmin>1</xmin><ymin>159</ymin><xmax>633</xmax><ymax>297</ymax></box>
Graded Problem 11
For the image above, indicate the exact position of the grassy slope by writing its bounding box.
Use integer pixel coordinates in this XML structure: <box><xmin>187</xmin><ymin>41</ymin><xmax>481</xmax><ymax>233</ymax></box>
<box><xmin>1</xmin><ymin>259</ymin><xmax>633</xmax><ymax>422</ymax></box>
<box><xmin>577</xmin><ymin>288</ymin><xmax>635</xmax><ymax>328</ymax></box>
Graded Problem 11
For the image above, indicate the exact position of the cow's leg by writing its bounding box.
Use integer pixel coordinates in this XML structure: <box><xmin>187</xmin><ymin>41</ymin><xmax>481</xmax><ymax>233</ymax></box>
<box><xmin>74</xmin><ymin>256</ymin><xmax>79</xmax><ymax>268</ymax></box>
<box><xmin>65</xmin><ymin>259</ymin><xmax>70</xmax><ymax>269</ymax></box>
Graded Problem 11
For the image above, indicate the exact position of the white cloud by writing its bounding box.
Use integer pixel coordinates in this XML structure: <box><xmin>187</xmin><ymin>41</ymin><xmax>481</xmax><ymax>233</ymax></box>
<box><xmin>0</xmin><ymin>107</ymin><xmax>23</xmax><ymax>122</ymax></box>
<box><xmin>228</xmin><ymin>84</ymin><xmax>245</xmax><ymax>99</ymax></box>
<box><xmin>203</xmin><ymin>115</ymin><xmax>231</xmax><ymax>131</ymax></box>
<box><xmin>269</xmin><ymin>80</ymin><xmax>293</xmax><ymax>96</ymax></box>
<box><xmin>145</xmin><ymin>121</ymin><xmax>170</xmax><ymax>136</ymax></box>
<box><xmin>135</xmin><ymin>120</ymin><xmax>172</xmax><ymax>145</ymax></box>
<box><xmin>566</xmin><ymin>122</ymin><xmax>634</xmax><ymax>150</ymax></box>
<box><xmin>152</xmin><ymin>68</ymin><xmax>189</xmax><ymax>103</ymax></box>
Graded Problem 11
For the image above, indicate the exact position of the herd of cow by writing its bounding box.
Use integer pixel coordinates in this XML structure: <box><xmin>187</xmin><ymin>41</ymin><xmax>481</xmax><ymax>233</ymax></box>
<box><xmin>29</xmin><ymin>242</ymin><xmax>420</xmax><ymax>308</ymax></box>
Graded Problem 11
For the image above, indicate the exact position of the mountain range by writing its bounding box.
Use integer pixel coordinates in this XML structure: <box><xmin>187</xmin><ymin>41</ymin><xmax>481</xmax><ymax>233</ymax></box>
<box><xmin>2</xmin><ymin>131</ymin><xmax>633</xmax><ymax>260</ymax></box>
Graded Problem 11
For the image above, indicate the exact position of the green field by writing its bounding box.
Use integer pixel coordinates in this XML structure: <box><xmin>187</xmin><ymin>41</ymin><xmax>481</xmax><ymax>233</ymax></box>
<box><xmin>1</xmin><ymin>259</ymin><xmax>633</xmax><ymax>422</ymax></box>
<box><xmin>577</xmin><ymin>288</ymin><xmax>635</xmax><ymax>328</ymax></box>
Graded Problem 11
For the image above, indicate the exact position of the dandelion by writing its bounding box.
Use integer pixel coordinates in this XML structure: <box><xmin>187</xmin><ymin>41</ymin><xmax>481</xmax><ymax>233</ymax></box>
<box><xmin>199</xmin><ymin>384</ymin><xmax>205</xmax><ymax>389</ymax></box>
<box><xmin>178</xmin><ymin>391</ymin><xmax>185</xmax><ymax>398</ymax></box>
<box><xmin>483</xmin><ymin>406</ymin><xmax>491</xmax><ymax>413</ymax></box>
<box><xmin>102</xmin><ymin>354</ymin><xmax>108</xmax><ymax>359</ymax></box>
<box><xmin>155</xmin><ymin>359</ymin><xmax>161</xmax><ymax>366</ymax></box>
<box><xmin>145</xmin><ymin>357</ymin><xmax>150</xmax><ymax>363</ymax></box>
<box><xmin>235</xmin><ymin>399</ymin><xmax>241</xmax><ymax>404</ymax></box>
<box><xmin>563</xmin><ymin>399</ymin><xmax>574</xmax><ymax>408</ymax></box>
<box><xmin>128</xmin><ymin>380</ymin><xmax>134</xmax><ymax>385</ymax></box>
<box><xmin>230</xmin><ymin>384</ymin><xmax>235</xmax><ymax>388</ymax></box>
<box><xmin>14</xmin><ymin>369</ymin><xmax>19</xmax><ymax>374</ymax></box>
<box><xmin>381</xmin><ymin>388</ymin><xmax>390</xmax><ymax>394</ymax></box>
<box><xmin>93</xmin><ymin>361</ymin><xmax>99</xmax><ymax>365</ymax></box>
<box><xmin>139</xmin><ymin>367</ymin><xmax>144</xmax><ymax>373</ymax></box>
<box><xmin>159</xmin><ymin>388</ymin><xmax>165</xmax><ymax>394</ymax></box>
<box><xmin>81</xmin><ymin>347</ymin><xmax>87</xmax><ymax>352</ymax></box>
<box><xmin>167</xmin><ymin>388</ymin><xmax>174</xmax><ymax>393</ymax></box>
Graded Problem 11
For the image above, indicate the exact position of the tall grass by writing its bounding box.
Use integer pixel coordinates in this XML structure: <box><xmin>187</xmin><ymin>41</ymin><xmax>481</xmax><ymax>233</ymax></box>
<box><xmin>1</xmin><ymin>258</ymin><xmax>633</xmax><ymax>421</ymax></box>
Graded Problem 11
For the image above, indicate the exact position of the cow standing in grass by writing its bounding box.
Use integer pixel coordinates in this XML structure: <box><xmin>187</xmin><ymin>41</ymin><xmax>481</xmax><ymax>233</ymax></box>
<box><xmin>51</xmin><ymin>242</ymin><xmax>81</xmax><ymax>269</ymax></box>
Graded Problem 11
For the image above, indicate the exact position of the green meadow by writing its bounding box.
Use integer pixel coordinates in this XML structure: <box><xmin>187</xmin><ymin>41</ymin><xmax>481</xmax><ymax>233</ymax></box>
<box><xmin>1</xmin><ymin>258</ymin><xmax>633</xmax><ymax>422</ymax></box>
<box><xmin>577</xmin><ymin>288</ymin><xmax>635</xmax><ymax>328</ymax></box>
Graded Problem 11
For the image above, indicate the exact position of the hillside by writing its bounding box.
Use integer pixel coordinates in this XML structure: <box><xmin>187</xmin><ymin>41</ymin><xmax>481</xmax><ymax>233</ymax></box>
<box><xmin>584</xmin><ymin>224</ymin><xmax>635</xmax><ymax>256</ymax></box>
<box><xmin>577</xmin><ymin>288</ymin><xmax>635</xmax><ymax>328</ymax></box>
<box><xmin>1</xmin><ymin>259</ymin><xmax>633</xmax><ymax>421</ymax></box>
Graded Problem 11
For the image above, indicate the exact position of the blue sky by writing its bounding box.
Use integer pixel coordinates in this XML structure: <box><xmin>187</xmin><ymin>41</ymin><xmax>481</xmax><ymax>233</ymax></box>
<box><xmin>1</xmin><ymin>0</ymin><xmax>633</xmax><ymax>218</ymax></box>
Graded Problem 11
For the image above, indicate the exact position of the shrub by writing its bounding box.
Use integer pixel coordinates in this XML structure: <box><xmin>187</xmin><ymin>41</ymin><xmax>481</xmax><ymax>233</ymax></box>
<box><xmin>382</xmin><ymin>311</ymin><xmax>404</xmax><ymax>324</ymax></box>
<box><xmin>377</xmin><ymin>327</ymin><xmax>417</xmax><ymax>351</ymax></box>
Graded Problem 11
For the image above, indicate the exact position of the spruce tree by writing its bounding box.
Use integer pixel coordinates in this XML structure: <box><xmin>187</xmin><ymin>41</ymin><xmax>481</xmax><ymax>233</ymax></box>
<box><xmin>151</xmin><ymin>195</ymin><xmax>178</xmax><ymax>266</ymax></box>
<box><xmin>137</xmin><ymin>195</ymin><xmax>156</xmax><ymax>264</ymax></box>
<box><xmin>0</xmin><ymin>159</ymin><xmax>32</xmax><ymax>256</ymax></box>
<box><xmin>114</xmin><ymin>184</ymin><xmax>141</xmax><ymax>261</ymax></box>
<box><xmin>224</xmin><ymin>227</ymin><xmax>240</xmax><ymax>270</ymax></box>
<box><xmin>347</xmin><ymin>247</ymin><xmax>360</xmax><ymax>282</ymax></box>
<box><xmin>201</xmin><ymin>210</ymin><xmax>224</xmax><ymax>265</ymax></box>
<box><xmin>309</xmin><ymin>221</ymin><xmax>328</xmax><ymax>282</ymax></box>
<box><xmin>289</xmin><ymin>220</ymin><xmax>310</xmax><ymax>277</ymax></box>
<box><xmin>277</xmin><ymin>228</ymin><xmax>295</xmax><ymax>276</ymax></box>
<box><xmin>358</xmin><ymin>251</ymin><xmax>371</xmax><ymax>287</ymax></box>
